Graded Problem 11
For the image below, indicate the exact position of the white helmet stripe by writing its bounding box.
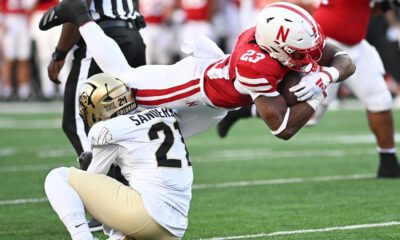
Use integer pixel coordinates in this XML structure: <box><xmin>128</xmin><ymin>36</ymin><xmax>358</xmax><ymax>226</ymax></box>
<box><xmin>266</xmin><ymin>3</ymin><xmax>317</xmax><ymax>35</ymax></box>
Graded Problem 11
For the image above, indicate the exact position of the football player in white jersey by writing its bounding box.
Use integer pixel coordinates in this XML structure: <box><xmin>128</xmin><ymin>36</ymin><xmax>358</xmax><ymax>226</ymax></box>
<box><xmin>44</xmin><ymin>73</ymin><xmax>193</xmax><ymax>240</ymax></box>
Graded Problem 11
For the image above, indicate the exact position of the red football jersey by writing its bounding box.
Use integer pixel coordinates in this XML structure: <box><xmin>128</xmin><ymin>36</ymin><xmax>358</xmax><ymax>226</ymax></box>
<box><xmin>203</xmin><ymin>27</ymin><xmax>289</xmax><ymax>109</ymax></box>
<box><xmin>36</xmin><ymin>0</ymin><xmax>58</xmax><ymax>12</ymax></box>
<box><xmin>313</xmin><ymin>0</ymin><xmax>372</xmax><ymax>45</ymax></box>
<box><xmin>1</xmin><ymin>0</ymin><xmax>29</xmax><ymax>14</ymax></box>
<box><xmin>180</xmin><ymin>0</ymin><xmax>210</xmax><ymax>21</ymax></box>
<box><xmin>140</xmin><ymin>0</ymin><xmax>172</xmax><ymax>24</ymax></box>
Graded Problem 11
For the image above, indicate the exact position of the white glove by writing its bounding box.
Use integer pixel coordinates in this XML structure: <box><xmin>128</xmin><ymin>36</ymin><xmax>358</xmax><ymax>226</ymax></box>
<box><xmin>289</xmin><ymin>72</ymin><xmax>331</xmax><ymax>101</ymax></box>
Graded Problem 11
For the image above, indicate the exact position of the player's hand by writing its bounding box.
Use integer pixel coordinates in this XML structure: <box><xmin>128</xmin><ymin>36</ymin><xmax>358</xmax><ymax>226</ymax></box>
<box><xmin>47</xmin><ymin>59</ymin><xmax>65</xmax><ymax>84</ymax></box>
<box><xmin>289</xmin><ymin>72</ymin><xmax>331</xmax><ymax>101</ymax></box>
<box><xmin>78</xmin><ymin>151</ymin><xmax>93</xmax><ymax>171</ymax></box>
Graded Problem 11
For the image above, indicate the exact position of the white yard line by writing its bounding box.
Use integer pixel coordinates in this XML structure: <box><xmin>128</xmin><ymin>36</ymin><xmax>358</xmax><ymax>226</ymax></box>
<box><xmin>202</xmin><ymin>221</ymin><xmax>400</xmax><ymax>240</ymax></box>
<box><xmin>0</xmin><ymin>102</ymin><xmax>63</xmax><ymax>114</ymax></box>
<box><xmin>192</xmin><ymin>173</ymin><xmax>374</xmax><ymax>189</ymax></box>
<box><xmin>0</xmin><ymin>173</ymin><xmax>375</xmax><ymax>206</ymax></box>
<box><xmin>0</xmin><ymin>147</ymin><xmax>380</xmax><ymax>162</ymax></box>
<box><xmin>193</xmin><ymin>148</ymin><xmax>378</xmax><ymax>163</ymax></box>
<box><xmin>0</xmin><ymin>163</ymin><xmax>75</xmax><ymax>172</ymax></box>
<box><xmin>0</xmin><ymin>118</ymin><xmax>61</xmax><ymax>129</ymax></box>
<box><xmin>0</xmin><ymin>198</ymin><xmax>48</xmax><ymax>205</ymax></box>
<box><xmin>187</xmin><ymin>133</ymin><xmax>400</xmax><ymax>147</ymax></box>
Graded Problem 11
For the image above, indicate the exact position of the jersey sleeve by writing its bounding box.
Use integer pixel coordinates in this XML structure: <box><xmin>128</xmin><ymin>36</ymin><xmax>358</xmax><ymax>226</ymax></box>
<box><xmin>87</xmin><ymin>145</ymin><xmax>119</xmax><ymax>174</ymax></box>
<box><xmin>234</xmin><ymin>64</ymin><xmax>281</xmax><ymax>100</ymax></box>
<box><xmin>88</xmin><ymin>121</ymin><xmax>113</xmax><ymax>148</ymax></box>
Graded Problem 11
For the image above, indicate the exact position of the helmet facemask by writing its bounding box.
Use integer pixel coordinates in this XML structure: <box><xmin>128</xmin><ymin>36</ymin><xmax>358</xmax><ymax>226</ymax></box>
<box><xmin>281</xmin><ymin>32</ymin><xmax>324</xmax><ymax>73</ymax></box>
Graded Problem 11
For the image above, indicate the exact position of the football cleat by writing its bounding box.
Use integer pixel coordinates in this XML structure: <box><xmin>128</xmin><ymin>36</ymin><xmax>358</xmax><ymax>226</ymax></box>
<box><xmin>88</xmin><ymin>218</ymin><xmax>103</xmax><ymax>232</ymax></box>
<box><xmin>377</xmin><ymin>153</ymin><xmax>400</xmax><ymax>178</ymax></box>
<box><xmin>217</xmin><ymin>105</ymin><xmax>252</xmax><ymax>138</ymax></box>
<box><xmin>39</xmin><ymin>0</ymin><xmax>92</xmax><ymax>30</ymax></box>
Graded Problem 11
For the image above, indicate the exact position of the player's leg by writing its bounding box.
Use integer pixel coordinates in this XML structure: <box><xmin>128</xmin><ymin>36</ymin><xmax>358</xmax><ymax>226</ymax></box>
<box><xmin>32</xmin><ymin>11</ymin><xmax>62</xmax><ymax>99</ymax></box>
<box><xmin>217</xmin><ymin>105</ymin><xmax>255</xmax><ymax>138</ymax></box>
<box><xmin>15</xmin><ymin>14</ymin><xmax>32</xmax><ymax>101</ymax></box>
<box><xmin>345</xmin><ymin>40</ymin><xmax>399</xmax><ymax>177</ymax></box>
<box><xmin>67</xmin><ymin>167</ymin><xmax>180</xmax><ymax>239</ymax></box>
<box><xmin>44</xmin><ymin>167</ymin><xmax>94</xmax><ymax>240</ymax></box>
<box><xmin>62</xmin><ymin>46</ymin><xmax>92</xmax><ymax>156</ymax></box>
<box><xmin>1</xmin><ymin>15</ymin><xmax>17</xmax><ymax>100</ymax></box>
<box><xmin>1</xmin><ymin>59</ymin><xmax>13</xmax><ymax>100</ymax></box>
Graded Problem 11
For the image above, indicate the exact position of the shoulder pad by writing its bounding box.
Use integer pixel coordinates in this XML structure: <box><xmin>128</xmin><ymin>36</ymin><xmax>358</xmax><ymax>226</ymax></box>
<box><xmin>88</xmin><ymin>121</ymin><xmax>113</xmax><ymax>147</ymax></box>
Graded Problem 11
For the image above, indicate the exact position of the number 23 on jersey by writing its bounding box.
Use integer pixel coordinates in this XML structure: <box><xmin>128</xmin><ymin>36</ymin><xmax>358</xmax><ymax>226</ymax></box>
<box><xmin>240</xmin><ymin>50</ymin><xmax>265</xmax><ymax>63</ymax></box>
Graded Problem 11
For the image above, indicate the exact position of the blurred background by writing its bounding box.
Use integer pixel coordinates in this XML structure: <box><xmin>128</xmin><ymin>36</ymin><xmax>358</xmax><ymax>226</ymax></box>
<box><xmin>0</xmin><ymin>0</ymin><xmax>400</xmax><ymax>107</ymax></box>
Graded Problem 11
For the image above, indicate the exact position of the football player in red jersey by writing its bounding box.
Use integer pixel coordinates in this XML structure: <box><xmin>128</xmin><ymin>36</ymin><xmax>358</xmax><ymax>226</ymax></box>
<box><xmin>39</xmin><ymin>2</ymin><xmax>355</xmax><ymax>141</ymax></box>
<box><xmin>218</xmin><ymin>0</ymin><xmax>400</xmax><ymax>178</ymax></box>
<box><xmin>309</xmin><ymin>0</ymin><xmax>400</xmax><ymax>178</ymax></box>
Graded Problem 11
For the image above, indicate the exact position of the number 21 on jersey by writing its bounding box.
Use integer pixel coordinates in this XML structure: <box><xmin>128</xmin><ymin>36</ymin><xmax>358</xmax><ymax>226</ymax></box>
<box><xmin>240</xmin><ymin>50</ymin><xmax>265</xmax><ymax>63</ymax></box>
<box><xmin>148</xmin><ymin>121</ymin><xmax>192</xmax><ymax>168</ymax></box>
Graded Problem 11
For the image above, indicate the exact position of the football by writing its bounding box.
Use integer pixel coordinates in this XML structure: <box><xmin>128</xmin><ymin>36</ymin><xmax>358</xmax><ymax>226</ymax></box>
<box><xmin>277</xmin><ymin>71</ymin><xmax>305</xmax><ymax>107</ymax></box>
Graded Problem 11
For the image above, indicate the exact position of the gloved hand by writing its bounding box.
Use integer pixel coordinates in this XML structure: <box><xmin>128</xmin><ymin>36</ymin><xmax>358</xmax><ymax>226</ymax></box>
<box><xmin>289</xmin><ymin>72</ymin><xmax>331</xmax><ymax>101</ymax></box>
<box><xmin>77</xmin><ymin>151</ymin><xmax>93</xmax><ymax>171</ymax></box>
<box><xmin>39</xmin><ymin>0</ymin><xmax>92</xmax><ymax>31</ymax></box>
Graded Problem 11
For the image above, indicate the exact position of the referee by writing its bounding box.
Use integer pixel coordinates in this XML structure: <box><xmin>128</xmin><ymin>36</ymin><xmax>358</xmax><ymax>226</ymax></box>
<box><xmin>46</xmin><ymin>0</ymin><xmax>146</xmax><ymax>231</ymax></box>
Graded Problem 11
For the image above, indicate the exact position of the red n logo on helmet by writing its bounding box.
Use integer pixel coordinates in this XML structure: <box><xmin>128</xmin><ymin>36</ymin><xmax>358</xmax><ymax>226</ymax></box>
<box><xmin>276</xmin><ymin>26</ymin><xmax>290</xmax><ymax>42</ymax></box>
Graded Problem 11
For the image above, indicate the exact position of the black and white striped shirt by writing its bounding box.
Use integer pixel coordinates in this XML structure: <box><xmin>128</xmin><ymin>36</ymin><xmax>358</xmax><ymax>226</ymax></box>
<box><xmin>89</xmin><ymin>0</ymin><xmax>140</xmax><ymax>20</ymax></box>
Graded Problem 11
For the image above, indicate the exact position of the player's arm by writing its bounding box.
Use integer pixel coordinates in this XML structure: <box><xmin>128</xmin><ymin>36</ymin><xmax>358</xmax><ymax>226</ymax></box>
<box><xmin>47</xmin><ymin>0</ymin><xmax>93</xmax><ymax>84</ymax></box>
<box><xmin>289</xmin><ymin>42</ymin><xmax>356</xmax><ymax>101</ymax></box>
<box><xmin>79</xmin><ymin>22</ymin><xmax>132</xmax><ymax>79</ymax></box>
<box><xmin>86</xmin><ymin>145</ymin><xmax>119</xmax><ymax>174</ymax></box>
<box><xmin>317</xmin><ymin>41</ymin><xmax>356</xmax><ymax>83</ymax></box>
<box><xmin>47</xmin><ymin>23</ymin><xmax>80</xmax><ymax>84</ymax></box>
<box><xmin>254</xmin><ymin>94</ymin><xmax>318</xmax><ymax>140</ymax></box>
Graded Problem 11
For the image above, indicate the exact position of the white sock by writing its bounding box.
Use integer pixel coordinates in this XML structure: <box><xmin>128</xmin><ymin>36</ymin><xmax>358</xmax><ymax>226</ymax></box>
<box><xmin>377</xmin><ymin>147</ymin><xmax>396</xmax><ymax>154</ymax></box>
<box><xmin>44</xmin><ymin>167</ymin><xmax>94</xmax><ymax>240</ymax></box>
<box><xmin>18</xmin><ymin>83</ymin><xmax>30</xmax><ymax>100</ymax></box>
<box><xmin>1</xmin><ymin>85</ymin><xmax>12</xmax><ymax>98</ymax></box>
<box><xmin>250</xmin><ymin>104</ymin><xmax>257</xmax><ymax>117</ymax></box>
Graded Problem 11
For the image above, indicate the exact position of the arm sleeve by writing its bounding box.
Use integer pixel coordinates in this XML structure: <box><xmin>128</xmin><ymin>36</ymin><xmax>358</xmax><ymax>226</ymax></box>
<box><xmin>234</xmin><ymin>67</ymin><xmax>279</xmax><ymax>100</ymax></box>
<box><xmin>86</xmin><ymin>144</ymin><xmax>119</xmax><ymax>174</ymax></box>
<box><xmin>79</xmin><ymin>21</ymin><xmax>132</xmax><ymax>79</ymax></box>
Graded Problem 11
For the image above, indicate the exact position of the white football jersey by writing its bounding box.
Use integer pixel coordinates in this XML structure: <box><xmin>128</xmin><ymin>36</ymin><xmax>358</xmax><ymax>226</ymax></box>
<box><xmin>87</xmin><ymin>108</ymin><xmax>193</xmax><ymax>237</ymax></box>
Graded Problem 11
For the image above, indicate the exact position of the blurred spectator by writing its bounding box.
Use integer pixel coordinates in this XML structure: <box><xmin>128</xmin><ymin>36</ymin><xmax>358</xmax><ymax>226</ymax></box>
<box><xmin>30</xmin><ymin>0</ymin><xmax>70</xmax><ymax>100</ymax></box>
<box><xmin>177</xmin><ymin>0</ymin><xmax>219</xmax><ymax>57</ymax></box>
<box><xmin>0</xmin><ymin>0</ymin><xmax>35</xmax><ymax>100</ymax></box>
<box><xmin>139</xmin><ymin>0</ymin><xmax>175</xmax><ymax>64</ymax></box>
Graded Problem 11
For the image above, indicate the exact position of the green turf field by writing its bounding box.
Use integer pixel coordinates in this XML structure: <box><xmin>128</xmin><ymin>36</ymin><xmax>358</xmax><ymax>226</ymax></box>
<box><xmin>1</xmin><ymin>103</ymin><xmax>400</xmax><ymax>240</ymax></box>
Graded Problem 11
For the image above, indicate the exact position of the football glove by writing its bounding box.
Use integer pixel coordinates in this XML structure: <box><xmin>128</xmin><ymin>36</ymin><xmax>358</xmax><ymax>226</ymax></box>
<box><xmin>289</xmin><ymin>72</ymin><xmax>330</xmax><ymax>101</ymax></box>
<box><xmin>78</xmin><ymin>151</ymin><xmax>93</xmax><ymax>171</ymax></box>
<box><xmin>39</xmin><ymin>0</ymin><xmax>92</xmax><ymax>30</ymax></box>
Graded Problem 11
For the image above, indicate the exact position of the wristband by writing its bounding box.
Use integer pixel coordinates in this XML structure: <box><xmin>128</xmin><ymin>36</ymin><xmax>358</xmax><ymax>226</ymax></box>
<box><xmin>51</xmin><ymin>48</ymin><xmax>68</xmax><ymax>61</ymax></box>
<box><xmin>333</xmin><ymin>51</ymin><xmax>348</xmax><ymax>58</ymax></box>
<box><xmin>306</xmin><ymin>93</ymin><xmax>325</xmax><ymax>110</ymax></box>
<box><xmin>270</xmin><ymin>108</ymin><xmax>290</xmax><ymax>135</ymax></box>
<box><xmin>321</xmin><ymin>66</ymin><xmax>340</xmax><ymax>83</ymax></box>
